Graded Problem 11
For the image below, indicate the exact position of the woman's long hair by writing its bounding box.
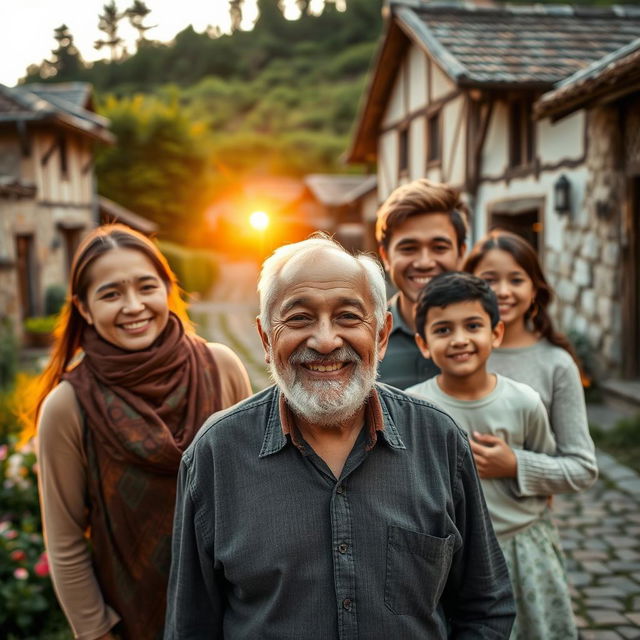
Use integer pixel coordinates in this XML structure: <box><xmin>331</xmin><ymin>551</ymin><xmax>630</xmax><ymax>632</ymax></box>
<box><xmin>20</xmin><ymin>224</ymin><xmax>193</xmax><ymax>443</ymax></box>
<box><xmin>463</xmin><ymin>229</ymin><xmax>582</xmax><ymax>369</ymax></box>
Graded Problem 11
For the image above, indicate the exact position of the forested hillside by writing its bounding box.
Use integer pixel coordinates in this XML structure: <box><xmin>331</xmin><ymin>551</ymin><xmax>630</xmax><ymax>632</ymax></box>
<box><xmin>22</xmin><ymin>0</ymin><xmax>382</xmax><ymax>245</ymax></box>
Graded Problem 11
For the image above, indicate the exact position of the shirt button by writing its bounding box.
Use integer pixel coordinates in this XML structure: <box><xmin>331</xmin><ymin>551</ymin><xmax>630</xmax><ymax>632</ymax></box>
<box><xmin>338</xmin><ymin>542</ymin><xmax>348</xmax><ymax>554</ymax></box>
<box><xmin>336</xmin><ymin>485</ymin><xmax>345</xmax><ymax>494</ymax></box>
<box><xmin>342</xmin><ymin>598</ymin><xmax>352</xmax><ymax>611</ymax></box>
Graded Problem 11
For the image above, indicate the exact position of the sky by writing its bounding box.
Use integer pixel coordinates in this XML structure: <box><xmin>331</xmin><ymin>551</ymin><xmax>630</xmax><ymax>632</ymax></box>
<box><xmin>0</xmin><ymin>0</ymin><xmax>292</xmax><ymax>87</ymax></box>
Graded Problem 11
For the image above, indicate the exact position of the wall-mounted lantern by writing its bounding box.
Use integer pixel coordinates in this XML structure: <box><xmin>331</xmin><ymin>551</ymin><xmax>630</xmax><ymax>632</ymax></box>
<box><xmin>554</xmin><ymin>174</ymin><xmax>571</xmax><ymax>215</ymax></box>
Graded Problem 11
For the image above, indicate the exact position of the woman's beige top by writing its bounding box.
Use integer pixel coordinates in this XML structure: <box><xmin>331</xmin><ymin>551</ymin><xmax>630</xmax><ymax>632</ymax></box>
<box><xmin>36</xmin><ymin>343</ymin><xmax>252</xmax><ymax>640</ymax></box>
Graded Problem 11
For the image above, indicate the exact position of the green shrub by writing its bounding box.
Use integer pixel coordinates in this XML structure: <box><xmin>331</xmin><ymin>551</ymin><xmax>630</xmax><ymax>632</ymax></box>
<box><xmin>567</xmin><ymin>330</ymin><xmax>596</xmax><ymax>385</ymax></box>
<box><xmin>23</xmin><ymin>315</ymin><xmax>57</xmax><ymax>335</ymax></box>
<box><xmin>0</xmin><ymin>319</ymin><xmax>17</xmax><ymax>390</ymax></box>
<box><xmin>158</xmin><ymin>241</ymin><xmax>219</xmax><ymax>296</ymax></box>
<box><xmin>44</xmin><ymin>285</ymin><xmax>67</xmax><ymax>316</ymax></box>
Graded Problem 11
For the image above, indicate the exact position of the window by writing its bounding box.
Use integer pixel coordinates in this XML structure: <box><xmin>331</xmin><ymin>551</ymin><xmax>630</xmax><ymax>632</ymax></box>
<box><xmin>509</xmin><ymin>100</ymin><xmax>534</xmax><ymax>168</ymax></box>
<box><xmin>427</xmin><ymin>110</ymin><xmax>441</xmax><ymax>165</ymax></box>
<box><xmin>58</xmin><ymin>135</ymin><xmax>68</xmax><ymax>179</ymax></box>
<box><xmin>398</xmin><ymin>127</ymin><xmax>409</xmax><ymax>176</ymax></box>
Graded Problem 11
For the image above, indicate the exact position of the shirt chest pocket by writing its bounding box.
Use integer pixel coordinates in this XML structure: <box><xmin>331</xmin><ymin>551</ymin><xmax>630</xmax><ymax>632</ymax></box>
<box><xmin>384</xmin><ymin>525</ymin><xmax>455</xmax><ymax>618</ymax></box>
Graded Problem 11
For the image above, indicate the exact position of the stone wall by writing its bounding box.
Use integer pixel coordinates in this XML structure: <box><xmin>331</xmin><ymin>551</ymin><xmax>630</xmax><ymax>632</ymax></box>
<box><xmin>545</xmin><ymin>105</ymin><xmax>624</xmax><ymax>377</ymax></box>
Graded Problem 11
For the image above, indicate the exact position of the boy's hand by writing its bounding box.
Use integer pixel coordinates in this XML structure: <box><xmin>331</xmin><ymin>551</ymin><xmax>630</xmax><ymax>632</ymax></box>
<box><xmin>470</xmin><ymin>432</ymin><xmax>517</xmax><ymax>479</ymax></box>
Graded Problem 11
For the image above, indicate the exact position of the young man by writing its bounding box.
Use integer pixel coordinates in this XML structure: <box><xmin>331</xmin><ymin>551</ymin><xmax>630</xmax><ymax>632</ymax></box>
<box><xmin>407</xmin><ymin>272</ymin><xmax>577</xmax><ymax>640</ymax></box>
<box><xmin>165</xmin><ymin>237</ymin><xmax>515</xmax><ymax>639</ymax></box>
<box><xmin>376</xmin><ymin>178</ymin><xmax>469</xmax><ymax>389</ymax></box>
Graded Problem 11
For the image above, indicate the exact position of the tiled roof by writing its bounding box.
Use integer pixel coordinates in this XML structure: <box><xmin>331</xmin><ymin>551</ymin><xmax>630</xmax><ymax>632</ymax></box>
<box><xmin>23</xmin><ymin>82</ymin><xmax>92</xmax><ymax>109</ymax></box>
<box><xmin>535</xmin><ymin>37</ymin><xmax>640</xmax><ymax>118</ymax></box>
<box><xmin>99</xmin><ymin>196</ymin><xmax>158</xmax><ymax>235</ymax></box>
<box><xmin>304</xmin><ymin>174</ymin><xmax>376</xmax><ymax>206</ymax></box>
<box><xmin>0</xmin><ymin>83</ymin><xmax>113</xmax><ymax>143</ymax></box>
<box><xmin>347</xmin><ymin>1</ymin><xmax>640</xmax><ymax>163</ymax></box>
<box><xmin>397</xmin><ymin>1</ymin><xmax>640</xmax><ymax>87</ymax></box>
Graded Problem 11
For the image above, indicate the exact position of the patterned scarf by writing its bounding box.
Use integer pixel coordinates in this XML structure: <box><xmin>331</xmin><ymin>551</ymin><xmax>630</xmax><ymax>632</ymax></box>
<box><xmin>64</xmin><ymin>313</ymin><xmax>221</xmax><ymax>639</ymax></box>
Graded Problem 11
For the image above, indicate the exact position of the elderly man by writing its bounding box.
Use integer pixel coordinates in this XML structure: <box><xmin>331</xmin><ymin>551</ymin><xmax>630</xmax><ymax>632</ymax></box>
<box><xmin>165</xmin><ymin>235</ymin><xmax>515</xmax><ymax>639</ymax></box>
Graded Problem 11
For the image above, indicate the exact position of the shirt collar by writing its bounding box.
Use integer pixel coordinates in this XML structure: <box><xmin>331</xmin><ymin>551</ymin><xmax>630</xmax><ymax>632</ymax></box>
<box><xmin>388</xmin><ymin>294</ymin><xmax>414</xmax><ymax>337</ymax></box>
<box><xmin>258</xmin><ymin>385</ymin><xmax>405</xmax><ymax>458</ymax></box>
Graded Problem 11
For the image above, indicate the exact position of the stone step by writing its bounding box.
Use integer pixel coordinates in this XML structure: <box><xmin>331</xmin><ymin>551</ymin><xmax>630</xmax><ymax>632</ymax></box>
<box><xmin>598</xmin><ymin>379</ymin><xmax>640</xmax><ymax>418</ymax></box>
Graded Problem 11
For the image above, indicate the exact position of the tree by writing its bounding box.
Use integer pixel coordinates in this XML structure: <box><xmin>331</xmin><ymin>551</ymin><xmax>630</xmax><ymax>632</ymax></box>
<box><xmin>51</xmin><ymin>24</ymin><xmax>84</xmax><ymax>76</ymax></box>
<box><xmin>95</xmin><ymin>94</ymin><xmax>210</xmax><ymax>243</ymax></box>
<box><xmin>21</xmin><ymin>24</ymin><xmax>85</xmax><ymax>82</ymax></box>
<box><xmin>229</xmin><ymin>0</ymin><xmax>243</xmax><ymax>32</ymax></box>
<box><xmin>126</xmin><ymin>0</ymin><xmax>155</xmax><ymax>44</ymax></box>
<box><xmin>95</xmin><ymin>1</ymin><xmax>125</xmax><ymax>60</ymax></box>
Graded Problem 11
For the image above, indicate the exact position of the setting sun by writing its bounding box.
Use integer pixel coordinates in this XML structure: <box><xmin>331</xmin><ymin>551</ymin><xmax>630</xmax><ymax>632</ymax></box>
<box><xmin>249</xmin><ymin>211</ymin><xmax>269</xmax><ymax>232</ymax></box>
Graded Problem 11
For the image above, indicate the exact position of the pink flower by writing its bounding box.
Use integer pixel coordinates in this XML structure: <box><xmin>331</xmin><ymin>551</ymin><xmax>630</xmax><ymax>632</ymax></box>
<box><xmin>34</xmin><ymin>552</ymin><xmax>49</xmax><ymax>577</ymax></box>
<box><xmin>14</xmin><ymin>567</ymin><xmax>28</xmax><ymax>580</ymax></box>
<box><xmin>10</xmin><ymin>549</ymin><xmax>26</xmax><ymax>562</ymax></box>
<box><xmin>3</xmin><ymin>529</ymin><xmax>18</xmax><ymax>540</ymax></box>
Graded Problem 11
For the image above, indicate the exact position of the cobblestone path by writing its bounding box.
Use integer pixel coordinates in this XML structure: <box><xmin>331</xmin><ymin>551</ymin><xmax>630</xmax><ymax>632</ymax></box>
<box><xmin>554</xmin><ymin>451</ymin><xmax>640</xmax><ymax>639</ymax></box>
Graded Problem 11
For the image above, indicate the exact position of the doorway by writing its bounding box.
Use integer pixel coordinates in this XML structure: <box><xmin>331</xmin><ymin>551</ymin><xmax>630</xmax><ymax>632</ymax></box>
<box><xmin>489</xmin><ymin>199</ymin><xmax>543</xmax><ymax>252</ymax></box>
<box><xmin>622</xmin><ymin>177</ymin><xmax>640</xmax><ymax>378</ymax></box>
<box><xmin>15</xmin><ymin>234</ymin><xmax>38</xmax><ymax>318</ymax></box>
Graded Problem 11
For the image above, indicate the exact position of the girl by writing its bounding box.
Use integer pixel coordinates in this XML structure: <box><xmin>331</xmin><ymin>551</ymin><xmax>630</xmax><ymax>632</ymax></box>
<box><xmin>464</xmin><ymin>229</ymin><xmax>598</xmax><ymax>638</ymax></box>
<box><xmin>26</xmin><ymin>224</ymin><xmax>252</xmax><ymax>640</ymax></box>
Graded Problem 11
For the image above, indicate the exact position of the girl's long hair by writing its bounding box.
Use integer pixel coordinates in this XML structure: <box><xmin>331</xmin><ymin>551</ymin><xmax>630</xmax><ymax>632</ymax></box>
<box><xmin>463</xmin><ymin>229</ymin><xmax>583</xmax><ymax>370</ymax></box>
<box><xmin>20</xmin><ymin>224</ymin><xmax>193</xmax><ymax>443</ymax></box>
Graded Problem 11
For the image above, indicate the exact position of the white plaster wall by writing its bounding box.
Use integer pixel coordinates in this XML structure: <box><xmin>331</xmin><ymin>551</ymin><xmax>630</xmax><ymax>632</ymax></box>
<box><xmin>481</xmin><ymin>101</ymin><xmax>509</xmax><ymax>177</ymax></box>
<box><xmin>442</xmin><ymin>95</ymin><xmax>466</xmax><ymax>187</ymax></box>
<box><xmin>538</xmin><ymin>111</ymin><xmax>585</xmax><ymax>165</ymax></box>
<box><xmin>407</xmin><ymin>44</ymin><xmax>428</xmax><ymax>113</ymax></box>
<box><xmin>431</xmin><ymin>61</ymin><xmax>456</xmax><ymax>101</ymax></box>
<box><xmin>377</xmin><ymin>131</ymin><xmax>398</xmax><ymax>201</ymax></box>
<box><xmin>409</xmin><ymin>116</ymin><xmax>425</xmax><ymax>179</ymax></box>
<box><xmin>473</xmin><ymin>165</ymin><xmax>589</xmax><ymax>252</ymax></box>
<box><xmin>382</xmin><ymin>59</ymin><xmax>406</xmax><ymax>128</ymax></box>
<box><xmin>426</xmin><ymin>167</ymin><xmax>442</xmax><ymax>182</ymax></box>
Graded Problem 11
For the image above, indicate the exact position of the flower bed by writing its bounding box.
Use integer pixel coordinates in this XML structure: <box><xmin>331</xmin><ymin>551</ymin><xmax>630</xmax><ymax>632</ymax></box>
<box><xmin>1</xmin><ymin>384</ymin><xmax>70</xmax><ymax>639</ymax></box>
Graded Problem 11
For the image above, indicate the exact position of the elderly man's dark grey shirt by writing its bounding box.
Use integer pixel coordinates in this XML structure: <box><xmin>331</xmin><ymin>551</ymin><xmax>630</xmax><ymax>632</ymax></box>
<box><xmin>165</xmin><ymin>384</ymin><xmax>515</xmax><ymax>639</ymax></box>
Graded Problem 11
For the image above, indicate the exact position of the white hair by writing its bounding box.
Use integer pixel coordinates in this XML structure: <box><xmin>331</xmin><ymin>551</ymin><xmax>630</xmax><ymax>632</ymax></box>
<box><xmin>257</xmin><ymin>234</ymin><xmax>387</xmax><ymax>333</ymax></box>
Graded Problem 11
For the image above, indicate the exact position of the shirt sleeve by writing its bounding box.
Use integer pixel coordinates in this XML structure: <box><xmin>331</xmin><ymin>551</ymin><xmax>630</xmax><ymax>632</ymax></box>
<box><xmin>514</xmin><ymin>363</ymin><xmax>598</xmax><ymax>496</ymax></box>
<box><xmin>165</xmin><ymin>449</ymin><xmax>224</xmax><ymax>639</ymax></box>
<box><xmin>36</xmin><ymin>382</ymin><xmax>121</xmax><ymax>640</ymax></box>
<box><xmin>443</xmin><ymin>438</ymin><xmax>516</xmax><ymax>638</ymax></box>
<box><xmin>207</xmin><ymin>343</ymin><xmax>253</xmax><ymax>406</ymax></box>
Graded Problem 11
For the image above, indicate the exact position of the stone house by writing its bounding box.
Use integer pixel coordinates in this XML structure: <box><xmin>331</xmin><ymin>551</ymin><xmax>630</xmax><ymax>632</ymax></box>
<box><xmin>536</xmin><ymin>37</ymin><xmax>640</xmax><ymax>405</ymax></box>
<box><xmin>347</xmin><ymin>0</ymin><xmax>640</xmax><ymax>384</ymax></box>
<box><xmin>303</xmin><ymin>174</ymin><xmax>377</xmax><ymax>251</ymax></box>
<box><xmin>0</xmin><ymin>82</ymin><xmax>113</xmax><ymax>337</ymax></box>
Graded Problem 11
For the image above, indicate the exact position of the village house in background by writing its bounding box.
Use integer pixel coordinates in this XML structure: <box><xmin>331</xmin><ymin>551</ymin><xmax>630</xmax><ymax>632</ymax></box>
<box><xmin>348</xmin><ymin>0</ymin><xmax>640</xmax><ymax>401</ymax></box>
<box><xmin>303</xmin><ymin>173</ymin><xmax>377</xmax><ymax>251</ymax></box>
<box><xmin>0</xmin><ymin>81</ymin><xmax>156</xmax><ymax>341</ymax></box>
<box><xmin>536</xmin><ymin>37</ymin><xmax>640</xmax><ymax>410</ymax></box>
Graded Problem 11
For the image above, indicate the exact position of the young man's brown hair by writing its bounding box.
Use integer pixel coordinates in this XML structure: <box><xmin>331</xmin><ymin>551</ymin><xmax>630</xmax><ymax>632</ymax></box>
<box><xmin>375</xmin><ymin>178</ymin><xmax>470</xmax><ymax>251</ymax></box>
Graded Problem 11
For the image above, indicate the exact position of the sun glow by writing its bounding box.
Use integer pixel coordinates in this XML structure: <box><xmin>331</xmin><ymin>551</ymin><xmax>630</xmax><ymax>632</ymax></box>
<box><xmin>249</xmin><ymin>211</ymin><xmax>269</xmax><ymax>232</ymax></box>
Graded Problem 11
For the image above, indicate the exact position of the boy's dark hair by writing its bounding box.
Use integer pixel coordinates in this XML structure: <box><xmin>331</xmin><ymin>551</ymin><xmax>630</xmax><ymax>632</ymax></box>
<box><xmin>415</xmin><ymin>272</ymin><xmax>500</xmax><ymax>340</ymax></box>
<box><xmin>375</xmin><ymin>178</ymin><xmax>469</xmax><ymax>251</ymax></box>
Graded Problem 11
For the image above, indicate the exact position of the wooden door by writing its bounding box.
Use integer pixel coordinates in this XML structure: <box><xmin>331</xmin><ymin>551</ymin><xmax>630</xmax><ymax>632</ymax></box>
<box><xmin>15</xmin><ymin>234</ymin><xmax>38</xmax><ymax>318</ymax></box>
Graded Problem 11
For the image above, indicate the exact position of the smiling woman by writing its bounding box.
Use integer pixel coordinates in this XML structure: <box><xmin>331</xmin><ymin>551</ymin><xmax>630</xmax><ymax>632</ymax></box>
<box><xmin>22</xmin><ymin>224</ymin><xmax>252</xmax><ymax>640</ymax></box>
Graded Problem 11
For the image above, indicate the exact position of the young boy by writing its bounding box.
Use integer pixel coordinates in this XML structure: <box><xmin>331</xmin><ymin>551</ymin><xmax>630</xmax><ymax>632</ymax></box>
<box><xmin>375</xmin><ymin>179</ymin><xmax>469</xmax><ymax>389</ymax></box>
<box><xmin>407</xmin><ymin>272</ymin><xmax>577</xmax><ymax>640</ymax></box>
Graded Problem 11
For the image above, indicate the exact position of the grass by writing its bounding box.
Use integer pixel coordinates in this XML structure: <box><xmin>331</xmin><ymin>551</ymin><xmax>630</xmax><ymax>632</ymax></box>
<box><xmin>591</xmin><ymin>413</ymin><xmax>640</xmax><ymax>474</ymax></box>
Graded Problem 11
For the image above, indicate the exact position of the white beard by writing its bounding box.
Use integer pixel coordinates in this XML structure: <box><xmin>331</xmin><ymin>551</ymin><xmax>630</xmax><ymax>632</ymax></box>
<box><xmin>269</xmin><ymin>344</ymin><xmax>378</xmax><ymax>427</ymax></box>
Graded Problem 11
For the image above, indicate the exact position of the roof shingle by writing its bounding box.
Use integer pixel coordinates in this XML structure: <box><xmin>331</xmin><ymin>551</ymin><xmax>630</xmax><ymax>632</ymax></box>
<box><xmin>400</xmin><ymin>2</ymin><xmax>640</xmax><ymax>87</ymax></box>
